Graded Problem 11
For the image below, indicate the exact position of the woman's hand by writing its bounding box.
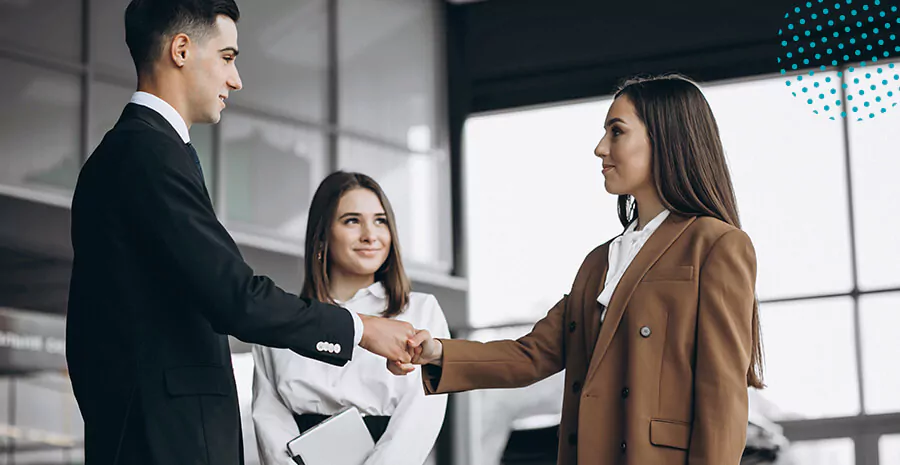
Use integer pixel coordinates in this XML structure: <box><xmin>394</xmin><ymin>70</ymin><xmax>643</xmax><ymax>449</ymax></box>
<box><xmin>408</xmin><ymin>329</ymin><xmax>443</xmax><ymax>366</ymax></box>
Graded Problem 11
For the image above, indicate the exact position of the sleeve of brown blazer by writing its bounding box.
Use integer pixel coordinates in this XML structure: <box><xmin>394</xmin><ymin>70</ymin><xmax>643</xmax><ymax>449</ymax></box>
<box><xmin>688</xmin><ymin>229</ymin><xmax>757</xmax><ymax>465</ymax></box>
<box><xmin>422</xmin><ymin>295</ymin><xmax>567</xmax><ymax>394</ymax></box>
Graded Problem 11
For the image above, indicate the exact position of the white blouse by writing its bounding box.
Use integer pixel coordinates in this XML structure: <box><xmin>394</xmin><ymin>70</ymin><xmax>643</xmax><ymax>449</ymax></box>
<box><xmin>597</xmin><ymin>209</ymin><xmax>670</xmax><ymax>322</ymax></box>
<box><xmin>252</xmin><ymin>282</ymin><xmax>450</xmax><ymax>465</ymax></box>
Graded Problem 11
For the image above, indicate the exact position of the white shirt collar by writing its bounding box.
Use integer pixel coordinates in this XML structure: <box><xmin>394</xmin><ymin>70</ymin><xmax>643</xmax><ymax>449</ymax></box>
<box><xmin>336</xmin><ymin>282</ymin><xmax>387</xmax><ymax>305</ymax></box>
<box><xmin>366</xmin><ymin>282</ymin><xmax>387</xmax><ymax>299</ymax></box>
<box><xmin>129</xmin><ymin>91</ymin><xmax>191</xmax><ymax>144</ymax></box>
<box><xmin>596</xmin><ymin>209</ymin><xmax>671</xmax><ymax>312</ymax></box>
<box><xmin>622</xmin><ymin>209</ymin><xmax>670</xmax><ymax>238</ymax></box>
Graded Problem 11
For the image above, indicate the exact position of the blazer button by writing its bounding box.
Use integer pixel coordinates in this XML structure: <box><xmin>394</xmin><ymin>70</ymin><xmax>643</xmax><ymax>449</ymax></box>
<box><xmin>316</xmin><ymin>342</ymin><xmax>325</xmax><ymax>351</ymax></box>
<box><xmin>572</xmin><ymin>381</ymin><xmax>581</xmax><ymax>393</ymax></box>
<box><xmin>569</xmin><ymin>321</ymin><xmax>577</xmax><ymax>333</ymax></box>
<box><xmin>621</xmin><ymin>387</ymin><xmax>629</xmax><ymax>398</ymax></box>
<box><xmin>621</xmin><ymin>441</ymin><xmax>627</xmax><ymax>453</ymax></box>
<box><xmin>334</xmin><ymin>343</ymin><xmax>341</xmax><ymax>354</ymax></box>
<box><xmin>639</xmin><ymin>326</ymin><xmax>651</xmax><ymax>338</ymax></box>
<box><xmin>568</xmin><ymin>433</ymin><xmax>577</xmax><ymax>445</ymax></box>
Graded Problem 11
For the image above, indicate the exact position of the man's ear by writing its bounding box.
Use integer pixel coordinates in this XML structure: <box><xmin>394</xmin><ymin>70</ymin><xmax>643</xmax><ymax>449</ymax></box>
<box><xmin>169</xmin><ymin>33</ymin><xmax>191</xmax><ymax>68</ymax></box>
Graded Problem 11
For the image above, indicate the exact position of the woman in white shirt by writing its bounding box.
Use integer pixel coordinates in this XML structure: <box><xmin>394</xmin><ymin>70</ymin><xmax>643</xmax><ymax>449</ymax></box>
<box><xmin>252</xmin><ymin>171</ymin><xmax>450</xmax><ymax>465</ymax></box>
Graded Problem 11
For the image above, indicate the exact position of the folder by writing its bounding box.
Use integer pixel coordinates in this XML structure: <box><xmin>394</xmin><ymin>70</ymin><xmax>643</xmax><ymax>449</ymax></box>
<box><xmin>286</xmin><ymin>406</ymin><xmax>375</xmax><ymax>465</ymax></box>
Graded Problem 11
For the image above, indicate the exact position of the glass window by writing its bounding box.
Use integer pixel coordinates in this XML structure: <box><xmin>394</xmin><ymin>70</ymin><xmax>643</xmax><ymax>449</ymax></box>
<box><xmin>12</xmin><ymin>374</ymin><xmax>82</xmax><ymax>463</ymax></box>
<box><xmin>89</xmin><ymin>81</ymin><xmax>133</xmax><ymax>153</ymax></box>
<box><xmin>847</xmin><ymin>76</ymin><xmax>900</xmax><ymax>290</ymax></box>
<box><xmin>338</xmin><ymin>136</ymin><xmax>452</xmax><ymax>270</ymax></box>
<box><xmin>467</xmin><ymin>325</ymin><xmax>565</xmax><ymax>465</ymax></box>
<box><xmin>338</xmin><ymin>0</ymin><xmax>441</xmax><ymax>149</ymax></box>
<box><xmin>788</xmin><ymin>438</ymin><xmax>855</xmax><ymax>465</ymax></box>
<box><xmin>67</xmin><ymin>448</ymin><xmax>85</xmax><ymax>464</ymax></box>
<box><xmin>191</xmin><ymin>125</ymin><xmax>215</xmax><ymax>198</ymax></box>
<box><xmin>12</xmin><ymin>450</ymin><xmax>66</xmax><ymax>464</ymax></box>
<box><xmin>90</xmin><ymin>81</ymin><xmax>216</xmax><ymax>195</ymax></box>
<box><xmin>221</xmin><ymin>112</ymin><xmax>326</xmax><ymax>244</ymax></box>
<box><xmin>227</xmin><ymin>0</ymin><xmax>328</xmax><ymax>122</ymax></box>
<box><xmin>758</xmin><ymin>297</ymin><xmax>860</xmax><ymax>420</ymax></box>
<box><xmin>0</xmin><ymin>374</ymin><xmax>84</xmax><ymax>464</ymax></box>
<box><xmin>91</xmin><ymin>0</ymin><xmax>136</xmax><ymax>82</ymax></box>
<box><xmin>463</xmin><ymin>99</ymin><xmax>620</xmax><ymax>328</ymax></box>
<box><xmin>701</xmin><ymin>73</ymin><xmax>854</xmax><ymax>300</ymax></box>
<box><xmin>860</xmin><ymin>292</ymin><xmax>900</xmax><ymax>414</ymax></box>
<box><xmin>881</xmin><ymin>434</ymin><xmax>900</xmax><ymax>465</ymax></box>
<box><xmin>0</xmin><ymin>378</ymin><xmax>7</xmax><ymax>422</ymax></box>
<box><xmin>0</xmin><ymin>0</ymin><xmax>81</xmax><ymax>62</ymax></box>
<box><xmin>0</xmin><ymin>58</ymin><xmax>81</xmax><ymax>197</ymax></box>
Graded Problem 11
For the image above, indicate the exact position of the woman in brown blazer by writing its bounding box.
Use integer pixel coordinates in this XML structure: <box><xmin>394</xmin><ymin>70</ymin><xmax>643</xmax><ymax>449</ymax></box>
<box><xmin>401</xmin><ymin>74</ymin><xmax>765</xmax><ymax>465</ymax></box>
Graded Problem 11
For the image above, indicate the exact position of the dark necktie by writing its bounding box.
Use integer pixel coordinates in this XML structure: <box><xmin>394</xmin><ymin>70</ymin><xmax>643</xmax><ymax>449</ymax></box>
<box><xmin>185</xmin><ymin>142</ymin><xmax>205</xmax><ymax>181</ymax></box>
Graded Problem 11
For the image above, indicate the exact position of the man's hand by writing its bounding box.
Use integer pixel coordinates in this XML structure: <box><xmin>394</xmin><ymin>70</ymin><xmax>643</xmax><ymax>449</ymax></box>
<box><xmin>386</xmin><ymin>359</ymin><xmax>416</xmax><ymax>376</ymax></box>
<box><xmin>386</xmin><ymin>329</ymin><xmax>444</xmax><ymax>376</ymax></box>
<box><xmin>407</xmin><ymin>329</ymin><xmax>443</xmax><ymax>366</ymax></box>
<box><xmin>358</xmin><ymin>314</ymin><xmax>416</xmax><ymax>364</ymax></box>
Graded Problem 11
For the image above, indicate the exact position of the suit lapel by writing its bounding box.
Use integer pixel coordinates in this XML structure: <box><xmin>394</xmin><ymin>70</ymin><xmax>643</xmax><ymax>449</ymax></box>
<box><xmin>119</xmin><ymin>104</ymin><xmax>212</xmax><ymax>201</ymax></box>
<box><xmin>584</xmin><ymin>213</ymin><xmax>696</xmax><ymax>384</ymax></box>
<box><xmin>119</xmin><ymin>103</ymin><xmax>185</xmax><ymax>145</ymax></box>
<box><xmin>581</xmin><ymin>245</ymin><xmax>609</xmax><ymax>367</ymax></box>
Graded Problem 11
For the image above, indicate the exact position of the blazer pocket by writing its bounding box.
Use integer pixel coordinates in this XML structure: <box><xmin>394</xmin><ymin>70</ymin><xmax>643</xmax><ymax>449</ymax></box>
<box><xmin>650</xmin><ymin>419</ymin><xmax>691</xmax><ymax>450</ymax></box>
<box><xmin>165</xmin><ymin>365</ymin><xmax>230</xmax><ymax>397</ymax></box>
<box><xmin>643</xmin><ymin>265</ymin><xmax>694</xmax><ymax>282</ymax></box>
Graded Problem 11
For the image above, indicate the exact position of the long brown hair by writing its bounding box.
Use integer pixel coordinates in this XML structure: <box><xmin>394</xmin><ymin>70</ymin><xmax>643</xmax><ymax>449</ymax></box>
<box><xmin>301</xmin><ymin>171</ymin><xmax>411</xmax><ymax>318</ymax></box>
<box><xmin>614</xmin><ymin>74</ymin><xmax>765</xmax><ymax>389</ymax></box>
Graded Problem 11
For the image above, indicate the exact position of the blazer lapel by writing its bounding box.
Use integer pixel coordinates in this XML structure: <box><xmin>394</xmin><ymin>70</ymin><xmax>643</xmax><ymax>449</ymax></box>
<box><xmin>581</xmin><ymin>245</ymin><xmax>609</xmax><ymax>366</ymax></box>
<box><xmin>584</xmin><ymin>213</ymin><xmax>696</xmax><ymax>384</ymax></box>
<box><xmin>118</xmin><ymin>104</ymin><xmax>211</xmax><ymax>200</ymax></box>
<box><xmin>119</xmin><ymin>103</ymin><xmax>185</xmax><ymax>145</ymax></box>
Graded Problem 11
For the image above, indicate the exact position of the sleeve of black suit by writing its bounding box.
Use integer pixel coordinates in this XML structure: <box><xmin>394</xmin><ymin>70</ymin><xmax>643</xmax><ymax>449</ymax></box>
<box><xmin>121</xmin><ymin>134</ymin><xmax>353</xmax><ymax>366</ymax></box>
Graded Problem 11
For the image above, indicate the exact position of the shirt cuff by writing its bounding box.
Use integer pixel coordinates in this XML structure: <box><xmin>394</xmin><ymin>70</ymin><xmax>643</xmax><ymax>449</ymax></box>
<box><xmin>348</xmin><ymin>309</ymin><xmax>364</xmax><ymax>347</ymax></box>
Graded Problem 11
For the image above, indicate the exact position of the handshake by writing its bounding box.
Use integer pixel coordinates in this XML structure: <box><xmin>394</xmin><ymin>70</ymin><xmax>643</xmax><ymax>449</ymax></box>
<box><xmin>357</xmin><ymin>314</ymin><xmax>442</xmax><ymax>375</ymax></box>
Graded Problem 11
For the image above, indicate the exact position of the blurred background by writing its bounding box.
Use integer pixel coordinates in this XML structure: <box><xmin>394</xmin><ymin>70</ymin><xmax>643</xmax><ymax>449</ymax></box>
<box><xmin>0</xmin><ymin>0</ymin><xmax>898</xmax><ymax>464</ymax></box>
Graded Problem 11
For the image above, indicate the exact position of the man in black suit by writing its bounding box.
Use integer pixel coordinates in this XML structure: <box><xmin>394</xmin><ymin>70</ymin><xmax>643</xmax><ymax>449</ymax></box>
<box><xmin>66</xmin><ymin>1</ymin><xmax>419</xmax><ymax>464</ymax></box>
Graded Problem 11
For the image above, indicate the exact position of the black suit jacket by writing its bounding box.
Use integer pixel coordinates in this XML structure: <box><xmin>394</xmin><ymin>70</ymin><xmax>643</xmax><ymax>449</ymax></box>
<box><xmin>66</xmin><ymin>103</ymin><xmax>354</xmax><ymax>465</ymax></box>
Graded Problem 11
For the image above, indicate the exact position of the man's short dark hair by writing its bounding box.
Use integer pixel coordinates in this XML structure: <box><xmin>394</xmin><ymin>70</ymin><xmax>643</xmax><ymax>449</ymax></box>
<box><xmin>125</xmin><ymin>0</ymin><xmax>240</xmax><ymax>76</ymax></box>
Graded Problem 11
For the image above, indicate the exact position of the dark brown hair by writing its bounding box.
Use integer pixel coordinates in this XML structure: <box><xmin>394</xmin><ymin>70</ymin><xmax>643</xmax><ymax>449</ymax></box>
<box><xmin>301</xmin><ymin>171</ymin><xmax>411</xmax><ymax>318</ymax></box>
<box><xmin>125</xmin><ymin>0</ymin><xmax>240</xmax><ymax>76</ymax></box>
<box><xmin>614</xmin><ymin>74</ymin><xmax>765</xmax><ymax>389</ymax></box>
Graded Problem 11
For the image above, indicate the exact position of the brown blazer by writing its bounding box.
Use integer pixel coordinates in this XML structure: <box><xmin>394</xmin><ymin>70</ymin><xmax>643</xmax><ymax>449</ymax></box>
<box><xmin>424</xmin><ymin>213</ymin><xmax>757</xmax><ymax>465</ymax></box>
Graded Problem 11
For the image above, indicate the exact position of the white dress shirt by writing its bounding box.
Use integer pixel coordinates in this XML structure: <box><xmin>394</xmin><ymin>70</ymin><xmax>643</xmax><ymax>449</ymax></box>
<box><xmin>252</xmin><ymin>282</ymin><xmax>450</xmax><ymax>465</ymax></box>
<box><xmin>129</xmin><ymin>91</ymin><xmax>191</xmax><ymax>143</ymax></box>
<box><xmin>129</xmin><ymin>91</ymin><xmax>365</xmax><ymax>346</ymax></box>
<box><xmin>597</xmin><ymin>209</ymin><xmax>670</xmax><ymax>322</ymax></box>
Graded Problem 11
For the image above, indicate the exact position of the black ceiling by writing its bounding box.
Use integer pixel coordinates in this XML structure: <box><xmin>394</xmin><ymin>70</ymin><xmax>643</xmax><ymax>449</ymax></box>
<box><xmin>447</xmin><ymin>0</ymin><xmax>801</xmax><ymax>113</ymax></box>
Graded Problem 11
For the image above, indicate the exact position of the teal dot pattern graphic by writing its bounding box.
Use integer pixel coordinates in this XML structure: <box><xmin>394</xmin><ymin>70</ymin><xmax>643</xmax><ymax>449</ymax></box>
<box><xmin>780</xmin><ymin>0</ymin><xmax>900</xmax><ymax>120</ymax></box>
